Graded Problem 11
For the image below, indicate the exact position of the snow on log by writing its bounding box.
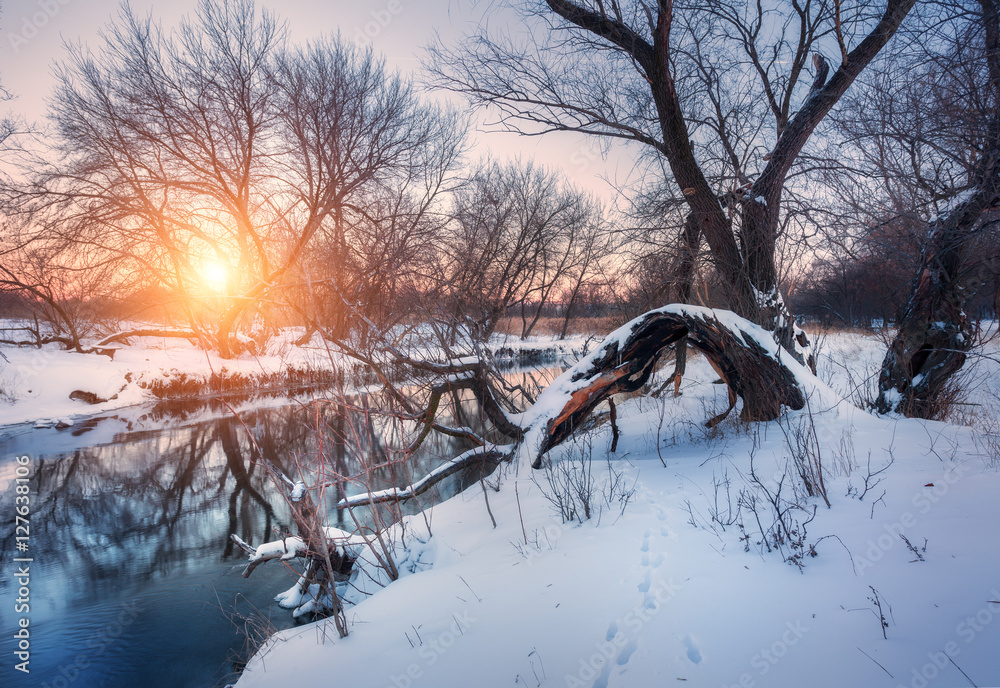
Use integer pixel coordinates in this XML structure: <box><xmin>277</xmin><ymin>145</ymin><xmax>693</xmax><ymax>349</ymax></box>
<box><xmin>230</xmin><ymin>527</ymin><xmax>368</xmax><ymax>578</ymax></box>
<box><xmin>519</xmin><ymin>305</ymin><xmax>808</xmax><ymax>467</ymax></box>
<box><xmin>336</xmin><ymin>444</ymin><xmax>513</xmax><ymax>508</ymax></box>
<box><xmin>97</xmin><ymin>329</ymin><xmax>201</xmax><ymax>346</ymax></box>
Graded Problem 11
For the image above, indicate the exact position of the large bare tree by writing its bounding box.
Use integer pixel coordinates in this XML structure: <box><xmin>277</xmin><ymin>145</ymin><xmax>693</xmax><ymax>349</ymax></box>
<box><xmin>427</xmin><ymin>0</ymin><xmax>917</xmax><ymax>369</ymax></box>
<box><xmin>808</xmin><ymin>0</ymin><xmax>1000</xmax><ymax>416</ymax></box>
<box><xmin>10</xmin><ymin>0</ymin><xmax>465</xmax><ymax>356</ymax></box>
<box><xmin>439</xmin><ymin>158</ymin><xmax>606</xmax><ymax>341</ymax></box>
<box><xmin>874</xmin><ymin>0</ymin><xmax>1000</xmax><ymax>416</ymax></box>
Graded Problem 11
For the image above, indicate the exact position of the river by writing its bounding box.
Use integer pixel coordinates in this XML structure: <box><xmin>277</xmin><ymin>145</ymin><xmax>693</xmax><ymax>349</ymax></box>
<box><xmin>0</xmin><ymin>366</ymin><xmax>560</xmax><ymax>688</ymax></box>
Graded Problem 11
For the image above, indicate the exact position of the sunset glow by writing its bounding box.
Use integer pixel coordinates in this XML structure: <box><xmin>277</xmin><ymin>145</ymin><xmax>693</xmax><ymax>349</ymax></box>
<box><xmin>200</xmin><ymin>260</ymin><xmax>229</xmax><ymax>294</ymax></box>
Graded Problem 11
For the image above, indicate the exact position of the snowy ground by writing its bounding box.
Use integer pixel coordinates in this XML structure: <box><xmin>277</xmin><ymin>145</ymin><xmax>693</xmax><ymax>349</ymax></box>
<box><xmin>232</xmin><ymin>324</ymin><xmax>1000</xmax><ymax>688</ymax></box>
<box><xmin>3</xmin><ymin>319</ymin><xmax>998</xmax><ymax>687</ymax></box>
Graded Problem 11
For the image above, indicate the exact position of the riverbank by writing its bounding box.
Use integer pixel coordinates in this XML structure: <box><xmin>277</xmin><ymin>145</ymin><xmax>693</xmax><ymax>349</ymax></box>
<box><xmin>0</xmin><ymin>326</ymin><xmax>590</xmax><ymax>429</ymax></box>
<box><xmin>232</xmin><ymin>327</ymin><xmax>1000</xmax><ymax>688</ymax></box>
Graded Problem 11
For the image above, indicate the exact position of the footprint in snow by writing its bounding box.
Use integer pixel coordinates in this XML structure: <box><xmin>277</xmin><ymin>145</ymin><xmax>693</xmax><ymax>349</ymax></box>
<box><xmin>617</xmin><ymin>638</ymin><xmax>638</xmax><ymax>665</ymax></box>
<box><xmin>638</xmin><ymin>567</ymin><xmax>651</xmax><ymax>594</ymax></box>
<box><xmin>606</xmin><ymin>622</ymin><xmax>618</xmax><ymax>642</ymax></box>
<box><xmin>682</xmin><ymin>634</ymin><xmax>702</xmax><ymax>664</ymax></box>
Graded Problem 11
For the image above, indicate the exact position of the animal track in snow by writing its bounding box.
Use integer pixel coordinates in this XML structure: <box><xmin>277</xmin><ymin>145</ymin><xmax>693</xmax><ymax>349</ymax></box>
<box><xmin>682</xmin><ymin>634</ymin><xmax>703</xmax><ymax>664</ymax></box>
<box><xmin>589</xmin><ymin>486</ymin><xmax>674</xmax><ymax>686</ymax></box>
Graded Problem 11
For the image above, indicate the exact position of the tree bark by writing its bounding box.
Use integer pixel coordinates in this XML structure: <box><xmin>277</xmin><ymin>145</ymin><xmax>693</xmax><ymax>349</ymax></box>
<box><xmin>668</xmin><ymin>212</ymin><xmax>701</xmax><ymax>393</ymax></box>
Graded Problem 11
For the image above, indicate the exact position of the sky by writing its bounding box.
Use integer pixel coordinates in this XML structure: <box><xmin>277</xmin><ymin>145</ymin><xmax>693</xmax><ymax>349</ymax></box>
<box><xmin>0</xmin><ymin>0</ymin><xmax>635</xmax><ymax>200</ymax></box>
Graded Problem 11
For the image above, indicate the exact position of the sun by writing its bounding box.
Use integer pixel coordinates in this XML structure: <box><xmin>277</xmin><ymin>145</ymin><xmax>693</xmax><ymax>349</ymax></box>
<box><xmin>200</xmin><ymin>260</ymin><xmax>230</xmax><ymax>294</ymax></box>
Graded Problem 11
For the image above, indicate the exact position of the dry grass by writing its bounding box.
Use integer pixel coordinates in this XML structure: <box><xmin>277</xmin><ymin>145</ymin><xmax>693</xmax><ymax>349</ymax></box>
<box><xmin>800</xmin><ymin>321</ymin><xmax>893</xmax><ymax>338</ymax></box>
<box><xmin>494</xmin><ymin>316</ymin><xmax>621</xmax><ymax>338</ymax></box>
<box><xmin>141</xmin><ymin>367</ymin><xmax>341</xmax><ymax>399</ymax></box>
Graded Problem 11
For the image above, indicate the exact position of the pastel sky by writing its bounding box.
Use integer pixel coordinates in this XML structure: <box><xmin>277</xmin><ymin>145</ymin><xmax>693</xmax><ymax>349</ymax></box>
<box><xmin>0</xmin><ymin>0</ymin><xmax>635</xmax><ymax>198</ymax></box>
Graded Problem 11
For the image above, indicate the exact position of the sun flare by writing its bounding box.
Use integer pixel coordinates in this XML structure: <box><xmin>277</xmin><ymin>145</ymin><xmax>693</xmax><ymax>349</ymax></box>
<box><xmin>200</xmin><ymin>260</ymin><xmax>230</xmax><ymax>294</ymax></box>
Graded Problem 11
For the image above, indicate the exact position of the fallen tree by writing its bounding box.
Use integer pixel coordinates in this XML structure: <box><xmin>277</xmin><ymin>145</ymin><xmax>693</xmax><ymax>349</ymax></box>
<box><xmin>519</xmin><ymin>305</ymin><xmax>807</xmax><ymax>467</ymax></box>
<box><xmin>231</xmin><ymin>305</ymin><xmax>811</xmax><ymax>613</ymax></box>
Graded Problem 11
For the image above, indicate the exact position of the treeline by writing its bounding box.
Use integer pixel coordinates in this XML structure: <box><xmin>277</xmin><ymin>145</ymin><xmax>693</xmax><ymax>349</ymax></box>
<box><xmin>0</xmin><ymin>4</ymin><xmax>624</xmax><ymax>353</ymax></box>
<box><xmin>1</xmin><ymin>0</ymin><xmax>999</xmax><ymax>416</ymax></box>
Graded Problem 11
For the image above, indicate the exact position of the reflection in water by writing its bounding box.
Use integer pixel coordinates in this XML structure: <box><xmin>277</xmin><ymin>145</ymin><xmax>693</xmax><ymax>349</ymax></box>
<box><xmin>0</xmin><ymin>364</ymin><xmax>563</xmax><ymax>688</ymax></box>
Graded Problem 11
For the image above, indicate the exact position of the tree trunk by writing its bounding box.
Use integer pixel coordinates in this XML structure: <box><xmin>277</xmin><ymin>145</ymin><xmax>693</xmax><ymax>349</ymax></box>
<box><xmin>875</xmin><ymin>186</ymin><xmax>998</xmax><ymax>418</ymax></box>
<box><xmin>667</xmin><ymin>213</ymin><xmax>701</xmax><ymax>393</ymax></box>
<box><xmin>876</xmin><ymin>0</ymin><xmax>1000</xmax><ymax>418</ymax></box>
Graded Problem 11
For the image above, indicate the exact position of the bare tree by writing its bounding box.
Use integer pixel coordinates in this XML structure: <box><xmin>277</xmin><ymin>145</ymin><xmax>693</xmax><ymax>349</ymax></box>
<box><xmin>9</xmin><ymin>0</ymin><xmax>465</xmax><ymax>356</ymax></box>
<box><xmin>426</xmin><ymin>0</ymin><xmax>917</xmax><ymax>370</ymax></box>
<box><xmin>877</xmin><ymin>0</ymin><xmax>1000</xmax><ymax>416</ymax></box>
<box><xmin>811</xmin><ymin>0</ymin><xmax>1000</xmax><ymax>416</ymax></box>
<box><xmin>439</xmin><ymin>158</ymin><xmax>603</xmax><ymax>341</ymax></box>
<box><xmin>556</xmin><ymin>211</ymin><xmax>618</xmax><ymax>339</ymax></box>
<box><xmin>0</xmin><ymin>2</ymin><xmax>27</xmax><ymax>191</ymax></box>
<box><xmin>219</xmin><ymin>34</ymin><xmax>467</xmax><ymax>353</ymax></box>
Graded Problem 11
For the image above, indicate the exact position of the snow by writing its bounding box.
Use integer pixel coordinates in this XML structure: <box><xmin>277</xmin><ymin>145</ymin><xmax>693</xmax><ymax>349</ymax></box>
<box><xmin>253</xmin><ymin>537</ymin><xmax>307</xmax><ymax>562</ymax></box>
<box><xmin>929</xmin><ymin>188</ymin><xmax>977</xmax><ymax>223</ymax></box>
<box><xmin>0</xmin><ymin>330</ymin><xmax>348</xmax><ymax>428</ymax></box>
<box><xmin>247</xmin><ymin>527</ymin><xmax>370</xmax><ymax>565</ymax></box>
<box><xmin>4</xmin><ymin>317</ymin><xmax>998</xmax><ymax>688</ymax></box>
<box><xmin>231</xmin><ymin>323</ymin><xmax>1000</xmax><ymax>688</ymax></box>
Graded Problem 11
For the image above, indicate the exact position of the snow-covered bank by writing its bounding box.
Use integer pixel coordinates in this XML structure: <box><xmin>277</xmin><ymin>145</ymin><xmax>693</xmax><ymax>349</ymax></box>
<box><xmin>232</xmin><ymin>328</ymin><xmax>1000</xmax><ymax>688</ymax></box>
<box><xmin>0</xmin><ymin>331</ymin><xmax>341</xmax><ymax>428</ymax></box>
<box><xmin>0</xmin><ymin>326</ymin><xmax>589</xmax><ymax>429</ymax></box>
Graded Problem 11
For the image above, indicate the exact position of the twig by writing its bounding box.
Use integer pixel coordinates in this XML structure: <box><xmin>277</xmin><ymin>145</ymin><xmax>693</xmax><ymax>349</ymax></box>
<box><xmin>857</xmin><ymin>646</ymin><xmax>894</xmax><ymax>678</ymax></box>
<box><xmin>516</xmin><ymin>481</ymin><xmax>528</xmax><ymax>545</ymax></box>
<box><xmin>609</xmin><ymin>397</ymin><xmax>620</xmax><ymax>452</ymax></box>
<box><xmin>481</xmin><ymin>479</ymin><xmax>497</xmax><ymax>528</ymax></box>
<box><xmin>947</xmin><ymin>655</ymin><xmax>978</xmax><ymax>687</ymax></box>
<box><xmin>458</xmin><ymin>575</ymin><xmax>483</xmax><ymax>603</ymax></box>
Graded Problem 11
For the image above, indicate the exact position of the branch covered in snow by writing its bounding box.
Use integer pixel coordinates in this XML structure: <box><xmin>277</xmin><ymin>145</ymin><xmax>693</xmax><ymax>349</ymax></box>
<box><xmin>97</xmin><ymin>329</ymin><xmax>202</xmax><ymax>347</ymax></box>
<box><xmin>336</xmin><ymin>444</ymin><xmax>514</xmax><ymax>509</ymax></box>
<box><xmin>230</xmin><ymin>527</ymin><xmax>369</xmax><ymax>578</ymax></box>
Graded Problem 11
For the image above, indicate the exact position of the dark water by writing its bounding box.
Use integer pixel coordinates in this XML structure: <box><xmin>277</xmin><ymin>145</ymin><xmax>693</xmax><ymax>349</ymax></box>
<box><xmin>0</xmin><ymin>372</ymin><xmax>561</xmax><ymax>688</ymax></box>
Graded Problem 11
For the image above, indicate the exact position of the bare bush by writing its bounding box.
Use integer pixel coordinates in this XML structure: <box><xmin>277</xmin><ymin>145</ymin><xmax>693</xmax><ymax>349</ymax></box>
<box><xmin>779</xmin><ymin>404</ymin><xmax>831</xmax><ymax>508</ymax></box>
<box><xmin>534</xmin><ymin>432</ymin><xmax>635</xmax><ymax>524</ymax></box>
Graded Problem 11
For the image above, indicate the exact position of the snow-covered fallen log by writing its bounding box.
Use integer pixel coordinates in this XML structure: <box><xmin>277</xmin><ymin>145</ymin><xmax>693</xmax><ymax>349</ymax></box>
<box><xmin>97</xmin><ymin>328</ymin><xmax>202</xmax><ymax>347</ymax></box>
<box><xmin>516</xmin><ymin>304</ymin><xmax>809</xmax><ymax>466</ymax></box>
